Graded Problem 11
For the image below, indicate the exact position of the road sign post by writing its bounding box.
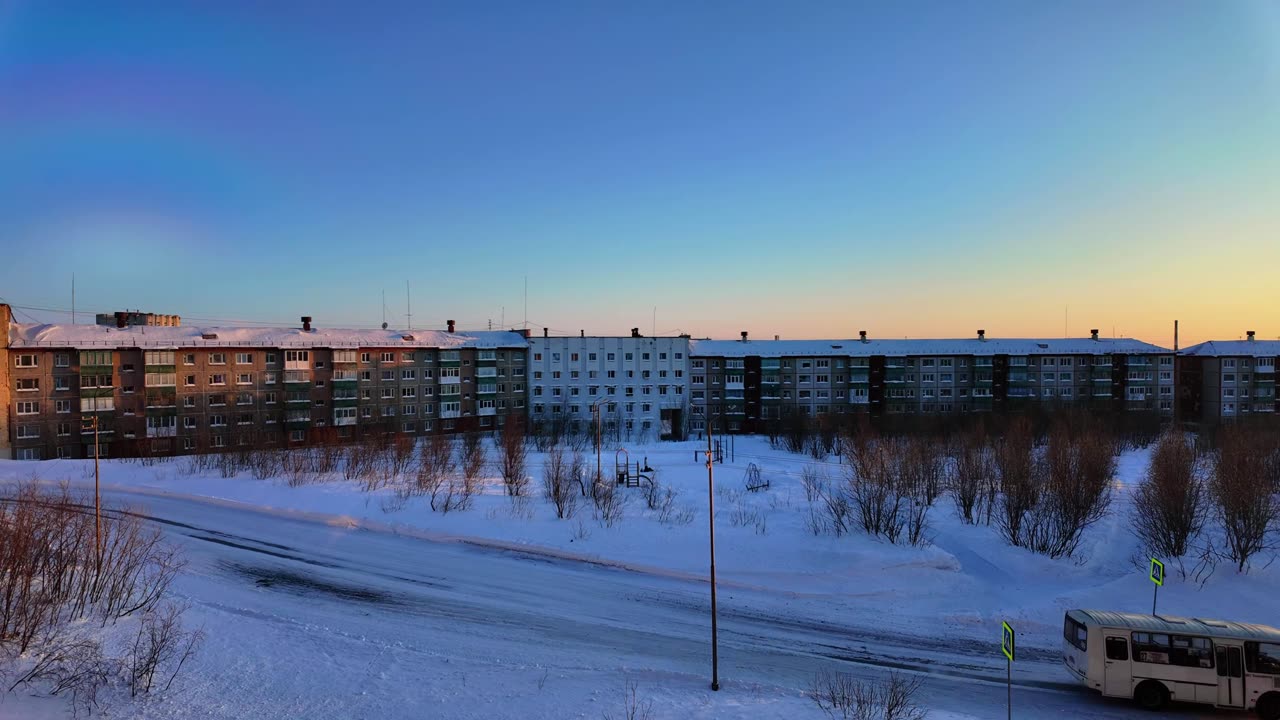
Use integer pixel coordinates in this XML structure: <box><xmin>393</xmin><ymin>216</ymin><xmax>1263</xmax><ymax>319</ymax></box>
<box><xmin>1001</xmin><ymin>621</ymin><xmax>1015</xmax><ymax>720</ymax></box>
<box><xmin>1150</xmin><ymin>557</ymin><xmax>1164</xmax><ymax>615</ymax></box>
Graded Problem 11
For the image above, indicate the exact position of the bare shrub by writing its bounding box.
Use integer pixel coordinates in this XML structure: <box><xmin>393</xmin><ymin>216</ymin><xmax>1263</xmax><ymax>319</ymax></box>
<box><xmin>592</xmin><ymin>480</ymin><xmax>624</xmax><ymax>528</ymax></box>
<box><xmin>995</xmin><ymin>418</ymin><xmax>1038</xmax><ymax>547</ymax></box>
<box><xmin>388</xmin><ymin>433</ymin><xmax>418</xmax><ymax>479</ymax></box>
<box><xmin>727</xmin><ymin>500</ymin><xmax>762</xmax><ymax>528</ymax></box>
<box><xmin>417</xmin><ymin>433</ymin><xmax>457</xmax><ymax>512</ymax></box>
<box><xmin>949</xmin><ymin>430</ymin><xmax>993</xmax><ymax>524</ymax></box>
<box><xmin>802</xmin><ymin>466</ymin><xmax>828</xmax><ymax>503</ymax></box>
<box><xmin>656</xmin><ymin>488</ymin><xmax>694</xmax><ymax>526</ymax></box>
<box><xmin>808</xmin><ymin>670</ymin><xmax>927</xmax><ymax>720</ymax></box>
<box><xmin>542</xmin><ymin>447</ymin><xmax>577</xmax><ymax>520</ymax></box>
<box><xmin>1212</xmin><ymin>424</ymin><xmax>1280</xmax><ymax>571</ymax></box>
<box><xmin>7</xmin><ymin>634</ymin><xmax>113</xmax><ymax>714</ymax></box>
<box><xmin>903</xmin><ymin>437</ymin><xmax>944</xmax><ymax>507</ymax></box>
<box><xmin>126</xmin><ymin>601</ymin><xmax>204</xmax><ymax>697</ymax></box>
<box><xmin>642</xmin><ymin>477</ymin><xmax>664</xmax><ymax>511</ymax></box>
<box><xmin>1131</xmin><ymin>431</ymin><xmax>1208</xmax><ymax>566</ymax></box>
<box><xmin>846</xmin><ymin>436</ymin><xmax>905</xmax><ymax>540</ymax></box>
<box><xmin>602</xmin><ymin>678</ymin><xmax>653</xmax><ymax>720</ymax></box>
<box><xmin>497</xmin><ymin>417</ymin><xmax>531</xmax><ymax>497</ymax></box>
<box><xmin>460</xmin><ymin>432</ymin><xmax>487</xmax><ymax>507</ymax></box>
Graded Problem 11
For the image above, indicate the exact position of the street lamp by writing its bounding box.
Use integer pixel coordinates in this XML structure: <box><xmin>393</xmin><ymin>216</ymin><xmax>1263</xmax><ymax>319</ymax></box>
<box><xmin>591</xmin><ymin>397</ymin><xmax>608</xmax><ymax>486</ymax></box>
<box><xmin>696</xmin><ymin>412</ymin><xmax>721</xmax><ymax>691</ymax></box>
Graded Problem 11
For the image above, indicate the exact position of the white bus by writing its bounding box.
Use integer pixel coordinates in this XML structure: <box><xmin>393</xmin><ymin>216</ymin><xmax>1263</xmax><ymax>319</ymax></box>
<box><xmin>1063</xmin><ymin>609</ymin><xmax>1280</xmax><ymax>718</ymax></box>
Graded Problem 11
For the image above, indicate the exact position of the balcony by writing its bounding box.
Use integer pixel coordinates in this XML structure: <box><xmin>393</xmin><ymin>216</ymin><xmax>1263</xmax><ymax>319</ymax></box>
<box><xmin>146</xmin><ymin>426</ymin><xmax>176</xmax><ymax>438</ymax></box>
<box><xmin>478</xmin><ymin>407</ymin><xmax>497</xmax><ymax>416</ymax></box>
<box><xmin>440</xmin><ymin>409</ymin><xmax>461</xmax><ymax>419</ymax></box>
<box><xmin>477</xmin><ymin>384</ymin><xmax>497</xmax><ymax>395</ymax></box>
<box><xmin>477</xmin><ymin>367</ymin><xmax>497</xmax><ymax>378</ymax></box>
<box><xmin>334</xmin><ymin>415</ymin><xmax>357</xmax><ymax>426</ymax></box>
<box><xmin>439</xmin><ymin>375</ymin><xmax>461</xmax><ymax>385</ymax></box>
<box><xmin>849</xmin><ymin>374</ymin><xmax>870</xmax><ymax>384</ymax></box>
<box><xmin>725</xmin><ymin>381</ymin><xmax>744</xmax><ymax>391</ymax></box>
<box><xmin>850</xmin><ymin>393</ymin><xmax>870</xmax><ymax>404</ymax></box>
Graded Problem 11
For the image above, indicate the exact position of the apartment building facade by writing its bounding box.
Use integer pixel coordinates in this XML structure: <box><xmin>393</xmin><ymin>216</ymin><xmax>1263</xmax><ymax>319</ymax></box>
<box><xmin>527</xmin><ymin>330</ymin><xmax>690</xmax><ymax>441</ymax></box>
<box><xmin>3</xmin><ymin>310</ymin><xmax>528</xmax><ymax>460</ymax></box>
<box><xmin>689</xmin><ymin>330</ymin><xmax>1175</xmax><ymax>432</ymax></box>
<box><xmin>1178</xmin><ymin>333</ymin><xmax>1279</xmax><ymax>423</ymax></box>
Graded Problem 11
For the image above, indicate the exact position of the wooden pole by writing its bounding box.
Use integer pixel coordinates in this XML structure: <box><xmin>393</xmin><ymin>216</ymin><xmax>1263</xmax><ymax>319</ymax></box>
<box><xmin>707</xmin><ymin>415</ymin><xmax>720</xmax><ymax>691</ymax></box>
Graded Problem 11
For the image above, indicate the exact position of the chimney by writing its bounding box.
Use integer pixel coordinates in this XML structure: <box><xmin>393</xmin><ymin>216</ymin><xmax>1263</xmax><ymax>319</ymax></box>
<box><xmin>774</xmin><ymin>334</ymin><xmax>780</xmax><ymax>341</ymax></box>
<box><xmin>543</xmin><ymin>327</ymin><xmax>549</xmax><ymax>338</ymax></box>
<box><xmin>859</xmin><ymin>330</ymin><xmax>867</xmax><ymax>343</ymax></box>
<box><xmin>581</xmin><ymin>330</ymin><xmax>585</xmax><ymax>338</ymax></box>
<box><xmin>115</xmin><ymin>311</ymin><xmax>127</xmax><ymax>329</ymax></box>
<box><xmin>447</xmin><ymin>319</ymin><xmax>455</xmax><ymax>334</ymax></box>
<box><xmin>977</xmin><ymin>329</ymin><xmax>985</xmax><ymax>341</ymax></box>
<box><xmin>1247</xmin><ymin>330</ymin><xmax>1256</xmax><ymax>342</ymax></box>
<box><xmin>740</xmin><ymin>331</ymin><xmax>748</xmax><ymax>343</ymax></box>
<box><xmin>1090</xmin><ymin>329</ymin><xmax>1099</xmax><ymax>341</ymax></box>
<box><xmin>631</xmin><ymin>328</ymin><xmax>640</xmax><ymax>338</ymax></box>
<box><xmin>301</xmin><ymin>316</ymin><xmax>312</xmax><ymax>332</ymax></box>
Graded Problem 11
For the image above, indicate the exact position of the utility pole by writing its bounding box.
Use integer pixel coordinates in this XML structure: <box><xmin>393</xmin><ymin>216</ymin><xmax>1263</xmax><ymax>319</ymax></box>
<box><xmin>81</xmin><ymin>405</ymin><xmax>101</xmax><ymax>567</ymax></box>
<box><xmin>698</xmin><ymin>414</ymin><xmax>721</xmax><ymax>691</ymax></box>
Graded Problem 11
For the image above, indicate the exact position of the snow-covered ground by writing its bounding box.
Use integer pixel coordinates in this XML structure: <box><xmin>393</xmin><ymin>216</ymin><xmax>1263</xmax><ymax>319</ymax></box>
<box><xmin>1</xmin><ymin>436</ymin><xmax>1275</xmax><ymax>718</ymax></box>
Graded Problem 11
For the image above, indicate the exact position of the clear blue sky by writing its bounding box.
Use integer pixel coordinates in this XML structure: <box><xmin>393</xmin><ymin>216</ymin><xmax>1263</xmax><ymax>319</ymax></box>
<box><xmin>1</xmin><ymin>1</ymin><xmax>1277</xmax><ymax>343</ymax></box>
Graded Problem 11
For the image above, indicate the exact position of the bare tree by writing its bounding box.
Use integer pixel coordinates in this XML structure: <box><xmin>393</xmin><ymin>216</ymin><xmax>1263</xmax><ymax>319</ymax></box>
<box><xmin>417</xmin><ymin>432</ymin><xmax>457</xmax><ymax>511</ymax></box>
<box><xmin>497</xmin><ymin>417</ymin><xmax>530</xmax><ymax>497</ymax></box>
<box><xmin>602</xmin><ymin>678</ymin><xmax>653</xmax><ymax>720</ymax></box>
<box><xmin>1211</xmin><ymin>424</ymin><xmax>1280</xmax><ymax>571</ymax></box>
<box><xmin>1131</xmin><ymin>431</ymin><xmax>1208</xmax><ymax>566</ymax></box>
<box><xmin>460</xmin><ymin>432</ymin><xmax>487</xmax><ymax>508</ymax></box>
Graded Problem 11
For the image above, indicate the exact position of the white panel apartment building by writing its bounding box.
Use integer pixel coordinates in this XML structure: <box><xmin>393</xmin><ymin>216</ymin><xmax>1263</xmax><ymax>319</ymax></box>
<box><xmin>527</xmin><ymin>332</ymin><xmax>691</xmax><ymax>441</ymax></box>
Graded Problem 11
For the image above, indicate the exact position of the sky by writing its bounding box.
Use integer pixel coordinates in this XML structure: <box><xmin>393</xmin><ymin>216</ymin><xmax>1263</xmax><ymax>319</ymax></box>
<box><xmin>1</xmin><ymin>1</ymin><xmax>1277</xmax><ymax>346</ymax></box>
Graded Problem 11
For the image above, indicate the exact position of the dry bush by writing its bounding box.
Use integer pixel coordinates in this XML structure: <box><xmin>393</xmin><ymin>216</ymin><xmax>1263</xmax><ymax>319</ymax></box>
<box><xmin>995</xmin><ymin>418</ymin><xmax>1038</xmax><ymax>547</ymax></box>
<box><xmin>1131</xmin><ymin>431</ymin><xmax>1208</xmax><ymax>566</ymax></box>
<box><xmin>461</xmin><ymin>432</ymin><xmax>487</xmax><ymax>502</ymax></box>
<box><xmin>498</xmin><ymin>417</ymin><xmax>531</xmax><ymax>497</ymax></box>
<box><xmin>417</xmin><ymin>433</ymin><xmax>457</xmax><ymax>512</ymax></box>
<box><xmin>808</xmin><ymin>670</ymin><xmax>926</xmax><ymax>720</ymax></box>
<box><xmin>126</xmin><ymin>601</ymin><xmax>204</xmax><ymax>697</ymax></box>
<box><xmin>591</xmin><ymin>479</ymin><xmax>624</xmax><ymax>528</ymax></box>
<box><xmin>1</xmin><ymin>482</ymin><xmax>196</xmax><ymax>710</ymax></box>
<box><xmin>388</xmin><ymin>434</ymin><xmax>418</xmax><ymax>479</ymax></box>
<box><xmin>1000</xmin><ymin>421</ymin><xmax>1116</xmax><ymax>559</ymax></box>
<box><xmin>902</xmin><ymin>437</ymin><xmax>944</xmax><ymax>507</ymax></box>
<box><xmin>642</xmin><ymin>476</ymin><xmax>664</xmax><ymax>511</ymax></box>
<box><xmin>802</xmin><ymin>466</ymin><xmax>828</xmax><ymax>503</ymax></box>
<box><xmin>949</xmin><ymin>429</ymin><xmax>993</xmax><ymax>525</ymax></box>
<box><xmin>655</xmin><ymin>488</ymin><xmax>694</xmax><ymax>526</ymax></box>
<box><xmin>1212</xmin><ymin>424</ymin><xmax>1280</xmax><ymax>571</ymax></box>
<box><xmin>602</xmin><ymin>678</ymin><xmax>653</xmax><ymax>720</ymax></box>
<box><xmin>542</xmin><ymin>447</ymin><xmax>577</xmax><ymax>520</ymax></box>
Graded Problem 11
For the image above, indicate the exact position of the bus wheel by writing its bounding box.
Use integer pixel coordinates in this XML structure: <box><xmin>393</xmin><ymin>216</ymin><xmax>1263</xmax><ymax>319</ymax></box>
<box><xmin>1257</xmin><ymin>692</ymin><xmax>1280</xmax><ymax>720</ymax></box>
<box><xmin>1134</xmin><ymin>680</ymin><xmax>1168</xmax><ymax>711</ymax></box>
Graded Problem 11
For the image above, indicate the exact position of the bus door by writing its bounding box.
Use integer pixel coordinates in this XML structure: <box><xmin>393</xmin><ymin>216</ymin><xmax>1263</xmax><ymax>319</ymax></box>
<box><xmin>1216</xmin><ymin>644</ymin><xmax>1244</xmax><ymax>708</ymax></box>
<box><xmin>1104</xmin><ymin>635</ymin><xmax>1132</xmax><ymax>696</ymax></box>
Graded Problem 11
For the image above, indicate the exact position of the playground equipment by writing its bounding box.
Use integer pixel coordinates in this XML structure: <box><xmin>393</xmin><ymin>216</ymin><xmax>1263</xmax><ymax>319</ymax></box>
<box><xmin>743</xmin><ymin>462</ymin><xmax>769</xmax><ymax>492</ymax></box>
<box><xmin>615</xmin><ymin>448</ymin><xmax>655</xmax><ymax>488</ymax></box>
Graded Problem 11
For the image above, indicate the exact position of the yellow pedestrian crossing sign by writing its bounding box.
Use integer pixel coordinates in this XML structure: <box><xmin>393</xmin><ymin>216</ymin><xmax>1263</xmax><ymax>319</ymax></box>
<box><xmin>1001</xmin><ymin>621</ymin><xmax>1015</xmax><ymax>662</ymax></box>
<box><xmin>1150</xmin><ymin>558</ymin><xmax>1164</xmax><ymax>587</ymax></box>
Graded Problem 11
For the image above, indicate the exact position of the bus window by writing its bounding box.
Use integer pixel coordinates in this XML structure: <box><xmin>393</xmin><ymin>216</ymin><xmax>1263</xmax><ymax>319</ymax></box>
<box><xmin>1246</xmin><ymin>642</ymin><xmax>1280</xmax><ymax>675</ymax></box>
<box><xmin>1105</xmin><ymin>637</ymin><xmax>1128</xmax><ymax>661</ymax></box>
<box><xmin>1133</xmin><ymin>633</ymin><xmax>1214</xmax><ymax>668</ymax></box>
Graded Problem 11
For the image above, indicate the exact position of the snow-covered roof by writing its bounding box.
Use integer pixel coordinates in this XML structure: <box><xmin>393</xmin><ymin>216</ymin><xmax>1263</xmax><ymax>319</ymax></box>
<box><xmin>1179</xmin><ymin>340</ymin><xmax>1280</xmax><ymax>358</ymax></box>
<box><xmin>8</xmin><ymin>322</ymin><xmax>528</xmax><ymax>350</ymax></box>
<box><xmin>689</xmin><ymin>337</ymin><xmax>1171</xmax><ymax>358</ymax></box>
<box><xmin>1070</xmin><ymin>609</ymin><xmax>1280</xmax><ymax>643</ymax></box>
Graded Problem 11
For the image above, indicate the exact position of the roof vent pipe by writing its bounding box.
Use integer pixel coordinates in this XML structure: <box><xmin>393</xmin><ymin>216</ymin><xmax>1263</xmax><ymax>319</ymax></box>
<box><xmin>301</xmin><ymin>316</ymin><xmax>312</xmax><ymax>332</ymax></box>
<box><xmin>543</xmin><ymin>327</ymin><xmax>548</xmax><ymax>338</ymax></box>
<box><xmin>1091</xmin><ymin>329</ymin><xmax>1099</xmax><ymax>340</ymax></box>
<box><xmin>859</xmin><ymin>330</ymin><xmax>867</xmax><ymax>343</ymax></box>
<box><xmin>631</xmin><ymin>328</ymin><xmax>640</xmax><ymax>338</ymax></box>
<box><xmin>741</xmin><ymin>331</ymin><xmax>748</xmax><ymax>342</ymax></box>
<box><xmin>977</xmin><ymin>329</ymin><xmax>986</xmax><ymax>341</ymax></box>
<box><xmin>447</xmin><ymin>320</ymin><xmax>455</xmax><ymax>333</ymax></box>
<box><xmin>1247</xmin><ymin>330</ymin><xmax>1256</xmax><ymax>341</ymax></box>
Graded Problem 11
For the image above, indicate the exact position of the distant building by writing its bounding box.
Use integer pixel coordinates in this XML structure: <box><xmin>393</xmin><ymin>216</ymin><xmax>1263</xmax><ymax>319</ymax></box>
<box><xmin>96</xmin><ymin>311</ymin><xmax>182</xmax><ymax>327</ymax></box>
<box><xmin>527</xmin><ymin>329</ymin><xmax>690</xmax><ymax>441</ymax></box>
<box><xmin>1178</xmin><ymin>333</ymin><xmax>1278</xmax><ymax>423</ymax></box>
<box><xmin>3</xmin><ymin>310</ymin><xmax>528</xmax><ymax>460</ymax></box>
<box><xmin>689</xmin><ymin>329</ymin><xmax>1175</xmax><ymax>433</ymax></box>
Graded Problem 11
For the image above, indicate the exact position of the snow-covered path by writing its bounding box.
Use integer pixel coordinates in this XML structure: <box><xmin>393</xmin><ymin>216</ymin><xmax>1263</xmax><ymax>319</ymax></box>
<box><xmin>26</xmin><ymin>487</ymin><xmax>1227</xmax><ymax>720</ymax></box>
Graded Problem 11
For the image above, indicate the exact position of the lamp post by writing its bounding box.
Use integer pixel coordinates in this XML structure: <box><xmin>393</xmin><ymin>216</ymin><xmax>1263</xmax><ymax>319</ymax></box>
<box><xmin>696</xmin><ymin>412</ymin><xmax>721</xmax><ymax>691</ymax></box>
<box><xmin>591</xmin><ymin>397</ymin><xmax>608</xmax><ymax>486</ymax></box>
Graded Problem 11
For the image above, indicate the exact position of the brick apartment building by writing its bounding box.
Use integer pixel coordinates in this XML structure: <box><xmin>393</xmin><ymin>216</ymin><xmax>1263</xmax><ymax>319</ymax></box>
<box><xmin>2</xmin><ymin>307</ymin><xmax>528</xmax><ymax>460</ymax></box>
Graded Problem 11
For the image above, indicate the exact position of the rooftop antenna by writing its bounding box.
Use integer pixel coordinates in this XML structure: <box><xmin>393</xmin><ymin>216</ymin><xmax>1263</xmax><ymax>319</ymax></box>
<box><xmin>71</xmin><ymin>273</ymin><xmax>75</xmax><ymax>325</ymax></box>
<box><xmin>524</xmin><ymin>275</ymin><xmax>528</xmax><ymax>330</ymax></box>
<box><xmin>406</xmin><ymin>280</ymin><xmax>412</xmax><ymax>331</ymax></box>
<box><xmin>1065</xmin><ymin>306</ymin><xmax>1068</xmax><ymax>338</ymax></box>
<box><xmin>381</xmin><ymin>290</ymin><xmax>386</xmax><ymax>327</ymax></box>
<box><xmin>653</xmin><ymin>306</ymin><xmax>657</xmax><ymax>337</ymax></box>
